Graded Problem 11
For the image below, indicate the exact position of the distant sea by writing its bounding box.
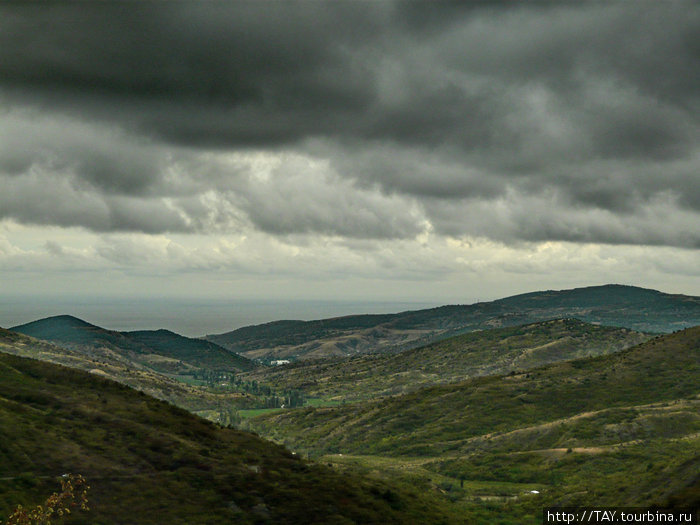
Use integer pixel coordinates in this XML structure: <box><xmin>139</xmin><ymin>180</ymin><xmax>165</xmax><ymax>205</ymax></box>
<box><xmin>0</xmin><ymin>296</ymin><xmax>445</xmax><ymax>337</ymax></box>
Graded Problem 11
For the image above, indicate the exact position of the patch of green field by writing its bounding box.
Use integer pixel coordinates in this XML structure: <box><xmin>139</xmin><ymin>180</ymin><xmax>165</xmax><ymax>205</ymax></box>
<box><xmin>238</xmin><ymin>407</ymin><xmax>285</xmax><ymax>419</ymax></box>
<box><xmin>321</xmin><ymin>454</ymin><xmax>543</xmax><ymax>497</ymax></box>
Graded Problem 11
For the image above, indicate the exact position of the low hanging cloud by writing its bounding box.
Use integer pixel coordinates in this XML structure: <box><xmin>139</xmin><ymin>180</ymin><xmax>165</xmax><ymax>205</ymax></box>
<box><xmin>0</xmin><ymin>1</ymin><xmax>698</xmax><ymax>248</ymax></box>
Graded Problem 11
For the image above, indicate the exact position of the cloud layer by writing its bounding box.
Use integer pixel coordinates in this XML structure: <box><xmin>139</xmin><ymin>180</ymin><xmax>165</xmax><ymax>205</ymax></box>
<box><xmin>0</xmin><ymin>1</ymin><xmax>698</xmax><ymax>253</ymax></box>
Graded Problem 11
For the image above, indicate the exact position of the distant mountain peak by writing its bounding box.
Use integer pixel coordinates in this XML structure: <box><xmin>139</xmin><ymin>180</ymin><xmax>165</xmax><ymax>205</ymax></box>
<box><xmin>12</xmin><ymin>314</ymin><xmax>96</xmax><ymax>330</ymax></box>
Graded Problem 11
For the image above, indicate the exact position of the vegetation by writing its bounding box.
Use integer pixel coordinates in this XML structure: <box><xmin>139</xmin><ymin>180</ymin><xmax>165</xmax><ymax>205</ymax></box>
<box><xmin>192</xmin><ymin>371</ymin><xmax>306</xmax><ymax>408</ymax></box>
<box><xmin>0</xmin><ymin>329</ymin><xmax>313</xmax><ymax>431</ymax></box>
<box><xmin>0</xmin><ymin>351</ymin><xmax>453</xmax><ymax>524</ymax></box>
<box><xmin>0</xmin><ymin>329</ymin><xmax>261</xmax><ymax>417</ymax></box>
<box><xmin>245</xmin><ymin>327</ymin><xmax>700</xmax><ymax>521</ymax></box>
<box><xmin>248</xmin><ymin>327</ymin><xmax>699</xmax><ymax>454</ymax></box>
<box><xmin>5</xmin><ymin>474</ymin><xmax>89</xmax><ymax>525</ymax></box>
<box><xmin>241</xmin><ymin>319</ymin><xmax>649</xmax><ymax>401</ymax></box>
<box><xmin>205</xmin><ymin>284</ymin><xmax>699</xmax><ymax>361</ymax></box>
<box><xmin>11</xmin><ymin>316</ymin><xmax>254</xmax><ymax>374</ymax></box>
<box><xmin>4</xmin><ymin>287</ymin><xmax>699</xmax><ymax>523</ymax></box>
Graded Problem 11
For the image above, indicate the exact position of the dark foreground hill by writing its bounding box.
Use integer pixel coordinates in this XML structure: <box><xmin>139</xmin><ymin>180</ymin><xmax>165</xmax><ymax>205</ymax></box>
<box><xmin>11</xmin><ymin>315</ymin><xmax>254</xmax><ymax>374</ymax></box>
<box><xmin>246</xmin><ymin>327</ymin><xmax>700</xmax><ymax>520</ymax></box>
<box><xmin>206</xmin><ymin>284</ymin><xmax>699</xmax><ymax>361</ymax></box>
<box><xmin>242</xmin><ymin>319</ymin><xmax>650</xmax><ymax>401</ymax></box>
<box><xmin>0</xmin><ymin>350</ymin><xmax>452</xmax><ymax>524</ymax></box>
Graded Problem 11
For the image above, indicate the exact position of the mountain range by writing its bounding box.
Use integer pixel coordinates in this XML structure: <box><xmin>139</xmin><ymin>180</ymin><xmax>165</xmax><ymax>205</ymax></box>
<box><xmin>205</xmin><ymin>284</ymin><xmax>700</xmax><ymax>361</ymax></box>
<box><xmin>2</xmin><ymin>283</ymin><xmax>698</xmax><ymax>523</ymax></box>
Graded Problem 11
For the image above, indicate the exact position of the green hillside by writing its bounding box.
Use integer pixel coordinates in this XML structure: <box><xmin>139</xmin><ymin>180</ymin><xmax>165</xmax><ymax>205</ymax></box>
<box><xmin>11</xmin><ymin>315</ymin><xmax>254</xmax><ymax>374</ymax></box>
<box><xmin>493</xmin><ymin>284</ymin><xmax>700</xmax><ymax>332</ymax></box>
<box><xmin>126</xmin><ymin>329</ymin><xmax>254</xmax><ymax>372</ymax></box>
<box><xmin>0</xmin><ymin>351</ymin><xmax>453</xmax><ymax>524</ymax></box>
<box><xmin>0</xmin><ymin>328</ymin><xmax>261</xmax><ymax>415</ymax></box>
<box><xmin>249</xmin><ymin>327</ymin><xmax>699</xmax><ymax>455</ymax></box>
<box><xmin>206</xmin><ymin>285</ymin><xmax>700</xmax><ymax>361</ymax></box>
<box><xmin>10</xmin><ymin>315</ymin><xmax>143</xmax><ymax>351</ymax></box>
<box><xmin>245</xmin><ymin>328</ymin><xmax>700</xmax><ymax>520</ymax></box>
<box><xmin>242</xmin><ymin>319</ymin><xmax>650</xmax><ymax>401</ymax></box>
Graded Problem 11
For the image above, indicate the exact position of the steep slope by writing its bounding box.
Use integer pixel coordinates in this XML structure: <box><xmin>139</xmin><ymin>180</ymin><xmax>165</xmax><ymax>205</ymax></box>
<box><xmin>0</xmin><ymin>351</ymin><xmax>453</xmax><ymax>524</ymax></box>
<box><xmin>11</xmin><ymin>315</ymin><xmax>254</xmax><ymax>373</ymax></box>
<box><xmin>206</xmin><ymin>284</ymin><xmax>699</xmax><ymax>361</ymax></box>
<box><xmin>242</xmin><ymin>319</ymin><xmax>650</xmax><ymax>401</ymax></box>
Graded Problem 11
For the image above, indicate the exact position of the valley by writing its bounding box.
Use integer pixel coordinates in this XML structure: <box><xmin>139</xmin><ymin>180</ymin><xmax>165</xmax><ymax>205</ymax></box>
<box><xmin>0</xmin><ymin>351</ymin><xmax>451</xmax><ymax>524</ymax></box>
<box><xmin>244</xmin><ymin>327</ymin><xmax>700</xmax><ymax>522</ymax></box>
<box><xmin>2</xmin><ymin>284</ymin><xmax>699</xmax><ymax>523</ymax></box>
<box><xmin>3</xmin><ymin>3</ymin><xmax>698</xmax><ymax>523</ymax></box>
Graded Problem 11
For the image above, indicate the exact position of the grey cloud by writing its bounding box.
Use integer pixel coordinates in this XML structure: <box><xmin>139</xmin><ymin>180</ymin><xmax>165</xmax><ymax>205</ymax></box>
<box><xmin>223</xmin><ymin>155</ymin><xmax>426</xmax><ymax>240</ymax></box>
<box><xmin>0</xmin><ymin>171</ymin><xmax>110</xmax><ymax>230</ymax></box>
<box><xmin>434</xmin><ymin>3</ymin><xmax>699</xmax><ymax>102</ymax></box>
<box><xmin>44</xmin><ymin>241</ymin><xmax>64</xmax><ymax>256</ymax></box>
<box><xmin>0</xmin><ymin>2</ymin><xmax>382</xmax><ymax>145</ymax></box>
<box><xmin>1</xmin><ymin>2</ymin><xmax>696</xmax><ymax>151</ymax></box>
<box><xmin>104</xmin><ymin>196</ymin><xmax>191</xmax><ymax>234</ymax></box>
<box><xmin>0</xmin><ymin>1</ymin><xmax>698</xmax><ymax>248</ymax></box>
<box><xmin>0</xmin><ymin>112</ymin><xmax>167</xmax><ymax>195</ymax></box>
<box><xmin>0</xmin><ymin>113</ymin><xmax>426</xmax><ymax>239</ymax></box>
<box><xmin>424</xmin><ymin>192</ymin><xmax>700</xmax><ymax>249</ymax></box>
<box><xmin>0</xmin><ymin>169</ymin><xmax>192</xmax><ymax>233</ymax></box>
<box><xmin>317</xmin><ymin>141</ymin><xmax>504</xmax><ymax>201</ymax></box>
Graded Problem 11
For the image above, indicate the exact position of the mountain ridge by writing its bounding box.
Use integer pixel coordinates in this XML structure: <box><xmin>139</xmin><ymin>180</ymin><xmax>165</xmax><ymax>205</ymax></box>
<box><xmin>0</xmin><ymin>327</ymin><xmax>258</xmax><ymax>415</ymax></box>
<box><xmin>206</xmin><ymin>284</ymin><xmax>699</xmax><ymax>361</ymax></box>
<box><xmin>11</xmin><ymin>315</ymin><xmax>255</xmax><ymax>374</ymax></box>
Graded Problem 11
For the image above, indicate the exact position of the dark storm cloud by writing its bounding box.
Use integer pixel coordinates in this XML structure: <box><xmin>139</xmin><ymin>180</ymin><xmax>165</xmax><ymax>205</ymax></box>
<box><xmin>0</xmin><ymin>2</ymin><xmax>382</xmax><ymax>144</ymax></box>
<box><xmin>0</xmin><ymin>1</ymin><xmax>698</xmax><ymax>246</ymax></box>
<box><xmin>3</xmin><ymin>2</ymin><xmax>695</xmax><ymax>148</ymax></box>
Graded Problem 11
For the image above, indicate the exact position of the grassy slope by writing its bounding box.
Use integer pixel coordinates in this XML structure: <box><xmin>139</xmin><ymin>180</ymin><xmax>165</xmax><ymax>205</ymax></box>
<box><xmin>246</xmin><ymin>328</ymin><xmax>700</xmax><ymax>520</ymax></box>
<box><xmin>206</xmin><ymin>285</ymin><xmax>700</xmax><ymax>360</ymax></box>
<box><xmin>0</xmin><ymin>351</ymin><xmax>453</xmax><ymax>525</ymax></box>
<box><xmin>242</xmin><ymin>319</ymin><xmax>650</xmax><ymax>401</ymax></box>
<box><xmin>11</xmin><ymin>315</ymin><xmax>254</xmax><ymax>373</ymax></box>
<box><xmin>248</xmin><ymin>327</ymin><xmax>699</xmax><ymax>454</ymax></box>
<box><xmin>0</xmin><ymin>329</ymin><xmax>263</xmax><ymax>414</ymax></box>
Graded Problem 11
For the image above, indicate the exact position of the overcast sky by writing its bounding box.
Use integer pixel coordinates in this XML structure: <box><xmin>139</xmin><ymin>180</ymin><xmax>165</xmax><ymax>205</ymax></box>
<box><xmin>1</xmin><ymin>1</ymin><xmax>698</xmax><ymax>320</ymax></box>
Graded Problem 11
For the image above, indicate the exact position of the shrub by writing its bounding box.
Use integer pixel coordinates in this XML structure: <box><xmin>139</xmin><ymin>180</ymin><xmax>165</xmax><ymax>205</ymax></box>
<box><xmin>4</xmin><ymin>474</ymin><xmax>89</xmax><ymax>525</ymax></box>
